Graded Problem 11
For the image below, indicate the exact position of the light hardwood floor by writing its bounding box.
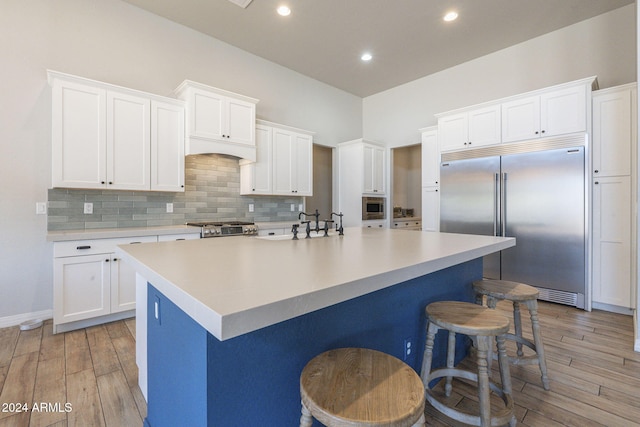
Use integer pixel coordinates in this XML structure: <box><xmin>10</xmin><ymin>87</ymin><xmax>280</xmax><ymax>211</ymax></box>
<box><xmin>0</xmin><ymin>301</ymin><xmax>637</xmax><ymax>426</ymax></box>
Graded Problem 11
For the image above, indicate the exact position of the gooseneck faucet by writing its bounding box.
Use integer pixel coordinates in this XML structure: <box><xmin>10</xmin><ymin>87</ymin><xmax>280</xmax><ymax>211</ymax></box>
<box><xmin>331</xmin><ymin>212</ymin><xmax>344</xmax><ymax>235</ymax></box>
<box><xmin>299</xmin><ymin>209</ymin><xmax>321</xmax><ymax>233</ymax></box>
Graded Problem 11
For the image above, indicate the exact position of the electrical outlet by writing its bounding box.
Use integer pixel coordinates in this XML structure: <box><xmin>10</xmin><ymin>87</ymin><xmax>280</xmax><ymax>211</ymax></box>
<box><xmin>35</xmin><ymin>202</ymin><xmax>47</xmax><ymax>215</ymax></box>
<box><xmin>290</xmin><ymin>204</ymin><xmax>295</xmax><ymax>212</ymax></box>
<box><xmin>403</xmin><ymin>338</ymin><xmax>412</xmax><ymax>361</ymax></box>
<box><xmin>166</xmin><ymin>203</ymin><xmax>174</xmax><ymax>213</ymax></box>
<box><xmin>298</xmin><ymin>204</ymin><xmax>303</xmax><ymax>212</ymax></box>
<box><xmin>83</xmin><ymin>202</ymin><xmax>93</xmax><ymax>214</ymax></box>
<box><xmin>249</xmin><ymin>203</ymin><xmax>254</xmax><ymax>213</ymax></box>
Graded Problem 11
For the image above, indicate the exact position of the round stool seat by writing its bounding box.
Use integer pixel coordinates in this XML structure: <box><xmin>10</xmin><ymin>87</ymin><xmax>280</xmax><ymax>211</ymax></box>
<box><xmin>300</xmin><ymin>348</ymin><xmax>425</xmax><ymax>427</ymax></box>
<box><xmin>426</xmin><ymin>301</ymin><xmax>510</xmax><ymax>336</ymax></box>
<box><xmin>473</xmin><ymin>279</ymin><xmax>539</xmax><ymax>302</ymax></box>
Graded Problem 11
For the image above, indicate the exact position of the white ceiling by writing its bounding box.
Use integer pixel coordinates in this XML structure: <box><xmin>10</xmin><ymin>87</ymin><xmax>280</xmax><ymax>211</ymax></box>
<box><xmin>122</xmin><ymin>0</ymin><xmax>633</xmax><ymax>97</ymax></box>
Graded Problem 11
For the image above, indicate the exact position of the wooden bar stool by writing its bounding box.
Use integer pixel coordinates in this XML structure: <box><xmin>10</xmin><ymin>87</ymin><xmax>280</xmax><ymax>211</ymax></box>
<box><xmin>299</xmin><ymin>347</ymin><xmax>426</xmax><ymax>427</ymax></box>
<box><xmin>473</xmin><ymin>279</ymin><xmax>550</xmax><ymax>390</ymax></box>
<box><xmin>420</xmin><ymin>301</ymin><xmax>515</xmax><ymax>427</ymax></box>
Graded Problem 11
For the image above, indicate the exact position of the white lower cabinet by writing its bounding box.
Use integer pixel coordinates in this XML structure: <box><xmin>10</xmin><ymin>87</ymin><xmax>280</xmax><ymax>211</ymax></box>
<box><xmin>422</xmin><ymin>187</ymin><xmax>440</xmax><ymax>232</ymax></box>
<box><xmin>53</xmin><ymin>235</ymin><xmax>157</xmax><ymax>333</ymax></box>
<box><xmin>592</xmin><ymin>176</ymin><xmax>633</xmax><ymax>309</ymax></box>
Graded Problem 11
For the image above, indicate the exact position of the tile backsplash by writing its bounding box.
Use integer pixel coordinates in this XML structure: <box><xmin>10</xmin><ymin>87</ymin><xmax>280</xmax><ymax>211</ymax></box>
<box><xmin>47</xmin><ymin>154</ymin><xmax>303</xmax><ymax>231</ymax></box>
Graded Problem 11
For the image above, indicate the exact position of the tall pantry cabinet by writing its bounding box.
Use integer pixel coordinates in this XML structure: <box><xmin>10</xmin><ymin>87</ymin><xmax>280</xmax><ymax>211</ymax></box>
<box><xmin>591</xmin><ymin>83</ymin><xmax>637</xmax><ymax>312</ymax></box>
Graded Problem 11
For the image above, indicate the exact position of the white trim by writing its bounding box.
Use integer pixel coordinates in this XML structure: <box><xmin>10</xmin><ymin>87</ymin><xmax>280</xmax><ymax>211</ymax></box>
<box><xmin>0</xmin><ymin>309</ymin><xmax>53</xmax><ymax>329</ymax></box>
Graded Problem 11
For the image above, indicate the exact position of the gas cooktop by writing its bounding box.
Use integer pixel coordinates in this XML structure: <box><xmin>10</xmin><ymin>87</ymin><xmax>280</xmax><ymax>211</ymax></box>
<box><xmin>186</xmin><ymin>221</ymin><xmax>257</xmax><ymax>238</ymax></box>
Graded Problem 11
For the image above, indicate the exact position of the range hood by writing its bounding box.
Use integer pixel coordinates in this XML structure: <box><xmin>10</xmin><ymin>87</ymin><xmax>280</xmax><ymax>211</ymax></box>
<box><xmin>175</xmin><ymin>80</ymin><xmax>259</xmax><ymax>162</ymax></box>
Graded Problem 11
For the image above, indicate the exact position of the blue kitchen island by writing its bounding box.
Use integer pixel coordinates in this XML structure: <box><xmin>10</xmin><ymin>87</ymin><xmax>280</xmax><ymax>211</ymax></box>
<box><xmin>116</xmin><ymin>227</ymin><xmax>514</xmax><ymax>426</ymax></box>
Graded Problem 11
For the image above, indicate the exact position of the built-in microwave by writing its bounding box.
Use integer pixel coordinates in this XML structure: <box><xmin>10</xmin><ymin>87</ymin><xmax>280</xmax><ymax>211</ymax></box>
<box><xmin>362</xmin><ymin>197</ymin><xmax>385</xmax><ymax>220</ymax></box>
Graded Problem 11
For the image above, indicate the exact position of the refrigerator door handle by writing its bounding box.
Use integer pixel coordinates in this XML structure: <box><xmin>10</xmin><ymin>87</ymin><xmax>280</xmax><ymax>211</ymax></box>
<box><xmin>494</xmin><ymin>173</ymin><xmax>499</xmax><ymax>236</ymax></box>
<box><xmin>501</xmin><ymin>172</ymin><xmax>507</xmax><ymax>237</ymax></box>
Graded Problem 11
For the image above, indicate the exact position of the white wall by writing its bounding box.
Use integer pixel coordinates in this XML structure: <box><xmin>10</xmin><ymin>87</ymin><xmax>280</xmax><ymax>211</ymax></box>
<box><xmin>363</xmin><ymin>4</ymin><xmax>637</xmax><ymax>148</ymax></box>
<box><xmin>0</xmin><ymin>0</ymin><xmax>362</xmax><ymax>322</ymax></box>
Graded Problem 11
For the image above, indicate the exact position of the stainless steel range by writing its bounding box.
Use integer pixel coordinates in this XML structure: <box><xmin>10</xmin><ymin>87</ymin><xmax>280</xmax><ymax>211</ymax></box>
<box><xmin>186</xmin><ymin>221</ymin><xmax>258</xmax><ymax>238</ymax></box>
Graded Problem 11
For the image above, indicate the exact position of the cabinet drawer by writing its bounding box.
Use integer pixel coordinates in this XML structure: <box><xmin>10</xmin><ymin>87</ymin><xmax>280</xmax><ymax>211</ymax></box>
<box><xmin>54</xmin><ymin>236</ymin><xmax>157</xmax><ymax>257</ymax></box>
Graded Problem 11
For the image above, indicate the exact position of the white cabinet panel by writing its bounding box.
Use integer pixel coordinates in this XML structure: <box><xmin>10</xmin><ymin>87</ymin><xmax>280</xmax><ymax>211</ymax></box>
<box><xmin>592</xmin><ymin>86</ymin><xmax>635</xmax><ymax>177</ymax></box>
<box><xmin>151</xmin><ymin>100</ymin><xmax>185</xmax><ymax>192</ymax></box>
<box><xmin>54</xmin><ymin>254</ymin><xmax>111</xmax><ymax>324</ymax></box>
<box><xmin>107</xmin><ymin>91</ymin><xmax>150</xmax><ymax>190</ymax></box>
<box><xmin>363</xmin><ymin>144</ymin><xmax>385</xmax><ymax>194</ymax></box>
<box><xmin>422</xmin><ymin>187</ymin><xmax>439</xmax><ymax>232</ymax></box>
<box><xmin>272</xmin><ymin>127</ymin><xmax>313</xmax><ymax>196</ymax></box>
<box><xmin>438</xmin><ymin>105</ymin><xmax>500</xmax><ymax>151</ymax></box>
<box><xmin>421</xmin><ymin>128</ymin><xmax>439</xmax><ymax>187</ymax></box>
<box><xmin>227</xmin><ymin>98</ymin><xmax>255</xmax><ymax>146</ymax></box>
<box><xmin>192</xmin><ymin>89</ymin><xmax>224</xmax><ymax>140</ymax></box>
<box><xmin>51</xmin><ymin>79</ymin><xmax>106</xmax><ymax>189</ymax></box>
<box><xmin>501</xmin><ymin>96</ymin><xmax>541</xmax><ymax>142</ymax></box>
<box><xmin>592</xmin><ymin>176</ymin><xmax>632</xmax><ymax>308</ymax></box>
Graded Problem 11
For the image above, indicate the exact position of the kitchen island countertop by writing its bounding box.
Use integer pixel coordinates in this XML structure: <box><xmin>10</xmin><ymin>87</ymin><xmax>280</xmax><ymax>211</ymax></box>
<box><xmin>116</xmin><ymin>227</ymin><xmax>514</xmax><ymax>341</ymax></box>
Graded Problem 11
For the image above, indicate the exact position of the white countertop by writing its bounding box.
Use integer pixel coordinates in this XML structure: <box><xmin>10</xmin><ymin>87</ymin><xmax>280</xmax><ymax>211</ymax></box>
<box><xmin>46</xmin><ymin>225</ymin><xmax>201</xmax><ymax>242</ymax></box>
<box><xmin>115</xmin><ymin>227</ymin><xmax>515</xmax><ymax>340</ymax></box>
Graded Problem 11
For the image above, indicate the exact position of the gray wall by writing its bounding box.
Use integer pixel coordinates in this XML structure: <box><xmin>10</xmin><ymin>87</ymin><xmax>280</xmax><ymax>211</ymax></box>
<box><xmin>0</xmin><ymin>0</ymin><xmax>362</xmax><ymax>322</ymax></box>
<box><xmin>363</xmin><ymin>5</ymin><xmax>637</xmax><ymax>148</ymax></box>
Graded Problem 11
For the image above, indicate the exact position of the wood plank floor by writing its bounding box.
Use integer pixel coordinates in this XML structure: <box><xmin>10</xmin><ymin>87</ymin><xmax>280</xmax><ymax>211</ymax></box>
<box><xmin>0</xmin><ymin>301</ymin><xmax>637</xmax><ymax>426</ymax></box>
<box><xmin>0</xmin><ymin>318</ymin><xmax>145</xmax><ymax>427</ymax></box>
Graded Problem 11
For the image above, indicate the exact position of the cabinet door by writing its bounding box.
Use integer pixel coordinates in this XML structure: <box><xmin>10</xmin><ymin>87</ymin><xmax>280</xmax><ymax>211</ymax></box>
<box><xmin>363</xmin><ymin>145</ymin><xmax>385</xmax><ymax>194</ymax></box>
<box><xmin>592</xmin><ymin>88</ymin><xmax>634</xmax><ymax>177</ymax></box>
<box><xmin>293</xmin><ymin>133</ymin><xmax>313</xmax><ymax>196</ymax></box>
<box><xmin>51</xmin><ymin>80</ymin><xmax>106</xmax><ymax>189</ymax></box>
<box><xmin>422</xmin><ymin>186</ymin><xmax>439</xmax><ymax>232</ymax></box>
<box><xmin>501</xmin><ymin>95</ymin><xmax>540</xmax><ymax>143</ymax></box>
<box><xmin>540</xmin><ymin>85</ymin><xmax>587</xmax><ymax>138</ymax></box>
<box><xmin>151</xmin><ymin>100</ymin><xmax>185</xmax><ymax>192</ymax></box>
<box><xmin>241</xmin><ymin>124</ymin><xmax>273</xmax><ymax>194</ymax></box>
<box><xmin>107</xmin><ymin>91</ymin><xmax>150</xmax><ymax>190</ymax></box>
<box><xmin>592</xmin><ymin>176</ymin><xmax>632</xmax><ymax>308</ymax></box>
<box><xmin>110</xmin><ymin>256</ymin><xmax>137</xmax><ymax>313</ymax></box>
<box><xmin>54</xmin><ymin>254</ymin><xmax>111</xmax><ymax>324</ymax></box>
<box><xmin>421</xmin><ymin>129</ymin><xmax>439</xmax><ymax>187</ymax></box>
<box><xmin>438</xmin><ymin>113</ymin><xmax>468</xmax><ymax>151</ymax></box>
<box><xmin>191</xmin><ymin>88</ymin><xmax>224</xmax><ymax>140</ymax></box>
<box><xmin>226</xmin><ymin>98</ymin><xmax>255</xmax><ymax>146</ymax></box>
<box><xmin>468</xmin><ymin>105</ymin><xmax>501</xmax><ymax>147</ymax></box>
<box><xmin>272</xmin><ymin>129</ymin><xmax>294</xmax><ymax>194</ymax></box>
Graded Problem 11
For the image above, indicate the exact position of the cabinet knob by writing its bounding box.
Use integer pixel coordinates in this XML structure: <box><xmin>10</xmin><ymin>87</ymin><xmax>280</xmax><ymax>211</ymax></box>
<box><xmin>541</xmin><ymin>130</ymin><xmax>546</xmax><ymax>134</ymax></box>
<box><xmin>108</xmin><ymin>181</ymin><xmax>113</xmax><ymax>185</ymax></box>
<box><xmin>468</xmin><ymin>141</ymin><xmax>472</xmax><ymax>145</ymax></box>
<box><xmin>535</xmin><ymin>131</ymin><xmax>539</xmax><ymax>135</ymax></box>
<box><xmin>105</xmin><ymin>259</ymin><xmax>110</xmax><ymax>262</ymax></box>
<box><xmin>113</xmin><ymin>258</ymin><xmax>118</xmax><ymax>262</ymax></box>
<box><xmin>101</xmin><ymin>181</ymin><xmax>106</xmax><ymax>184</ymax></box>
<box><xmin>594</xmin><ymin>170</ymin><xmax>599</xmax><ymax>174</ymax></box>
<box><xmin>594</xmin><ymin>181</ymin><xmax>599</xmax><ymax>185</ymax></box>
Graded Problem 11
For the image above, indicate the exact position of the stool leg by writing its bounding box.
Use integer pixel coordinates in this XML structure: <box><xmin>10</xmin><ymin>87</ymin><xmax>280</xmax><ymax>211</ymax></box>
<box><xmin>513</xmin><ymin>301</ymin><xmax>524</xmax><ymax>357</ymax></box>
<box><xmin>420</xmin><ymin>321</ymin><xmax>438</xmax><ymax>388</ymax></box>
<box><xmin>486</xmin><ymin>295</ymin><xmax>498</xmax><ymax>309</ymax></box>
<box><xmin>476</xmin><ymin>336</ymin><xmax>491</xmax><ymax>427</ymax></box>
<box><xmin>411</xmin><ymin>413</ymin><xmax>426</xmax><ymax>427</ymax></box>
<box><xmin>496</xmin><ymin>334</ymin><xmax>516</xmax><ymax>427</ymax></box>
<box><xmin>299</xmin><ymin>401</ymin><xmax>313</xmax><ymax>427</ymax></box>
<box><xmin>527</xmin><ymin>299</ymin><xmax>550</xmax><ymax>390</ymax></box>
<box><xmin>445</xmin><ymin>330</ymin><xmax>456</xmax><ymax>397</ymax></box>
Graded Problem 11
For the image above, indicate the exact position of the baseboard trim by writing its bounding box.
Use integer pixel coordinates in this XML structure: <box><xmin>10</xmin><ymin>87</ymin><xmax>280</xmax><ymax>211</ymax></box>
<box><xmin>0</xmin><ymin>309</ymin><xmax>53</xmax><ymax>329</ymax></box>
<box><xmin>591</xmin><ymin>302</ymin><xmax>635</xmax><ymax>316</ymax></box>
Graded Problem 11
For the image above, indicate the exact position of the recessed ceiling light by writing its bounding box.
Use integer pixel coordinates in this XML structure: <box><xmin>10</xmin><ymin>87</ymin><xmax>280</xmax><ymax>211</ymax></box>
<box><xmin>443</xmin><ymin>11</ymin><xmax>458</xmax><ymax>22</ymax></box>
<box><xmin>361</xmin><ymin>52</ymin><xmax>373</xmax><ymax>62</ymax></box>
<box><xmin>277</xmin><ymin>5</ymin><xmax>291</xmax><ymax>16</ymax></box>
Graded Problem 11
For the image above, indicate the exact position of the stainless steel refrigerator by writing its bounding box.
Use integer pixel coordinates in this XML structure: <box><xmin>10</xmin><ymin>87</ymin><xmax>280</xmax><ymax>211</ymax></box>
<box><xmin>440</xmin><ymin>135</ymin><xmax>587</xmax><ymax>308</ymax></box>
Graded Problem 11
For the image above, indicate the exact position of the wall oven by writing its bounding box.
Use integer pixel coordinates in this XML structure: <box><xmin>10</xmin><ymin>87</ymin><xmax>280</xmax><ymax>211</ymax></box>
<box><xmin>362</xmin><ymin>197</ymin><xmax>385</xmax><ymax>220</ymax></box>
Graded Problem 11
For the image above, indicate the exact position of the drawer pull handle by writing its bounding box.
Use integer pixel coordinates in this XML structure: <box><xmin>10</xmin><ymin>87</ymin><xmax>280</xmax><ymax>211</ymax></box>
<box><xmin>76</xmin><ymin>245</ymin><xmax>91</xmax><ymax>250</ymax></box>
<box><xmin>129</xmin><ymin>242</ymin><xmax>142</xmax><ymax>244</ymax></box>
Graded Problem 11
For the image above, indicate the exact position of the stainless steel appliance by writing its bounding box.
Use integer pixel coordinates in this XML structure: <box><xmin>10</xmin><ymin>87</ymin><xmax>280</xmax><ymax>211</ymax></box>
<box><xmin>186</xmin><ymin>221</ymin><xmax>258</xmax><ymax>238</ymax></box>
<box><xmin>362</xmin><ymin>197</ymin><xmax>385</xmax><ymax>220</ymax></box>
<box><xmin>439</xmin><ymin>134</ymin><xmax>587</xmax><ymax>308</ymax></box>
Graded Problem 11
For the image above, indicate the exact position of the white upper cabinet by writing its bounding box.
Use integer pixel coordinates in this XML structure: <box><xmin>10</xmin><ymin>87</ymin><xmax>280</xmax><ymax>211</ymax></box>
<box><xmin>438</xmin><ymin>104</ymin><xmax>501</xmax><ymax>152</ymax></box>
<box><xmin>51</xmin><ymin>78</ymin><xmax>107</xmax><ymax>189</ymax></box>
<box><xmin>106</xmin><ymin>91</ymin><xmax>150</xmax><ymax>191</ymax></box>
<box><xmin>241</xmin><ymin>120</ymin><xmax>313</xmax><ymax>196</ymax></box>
<box><xmin>272</xmin><ymin>127</ymin><xmax>313</xmax><ymax>196</ymax></box>
<box><xmin>175</xmin><ymin>81</ymin><xmax>258</xmax><ymax>161</ymax></box>
<box><xmin>240</xmin><ymin>124</ymin><xmax>273</xmax><ymax>195</ymax></box>
<box><xmin>502</xmin><ymin>84</ymin><xmax>588</xmax><ymax>143</ymax></box>
<box><xmin>363</xmin><ymin>143</ymin><xmax>386</xmax><ymax>194</ymax></box>
<box><xmin>592</xmin><ymin>84</ymin><xmax>636</xmax><ymax>177</ymax></box>
<box><xmin>151</xmin><ymin>100</ymin><xmax>185</xmax><ymax>192</ymax></box>
<box><xmin>49</xmin><ymin>71</ymin><xmax>185</xmax><ymax>192</ymax></box>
